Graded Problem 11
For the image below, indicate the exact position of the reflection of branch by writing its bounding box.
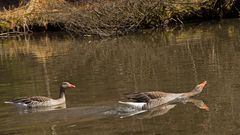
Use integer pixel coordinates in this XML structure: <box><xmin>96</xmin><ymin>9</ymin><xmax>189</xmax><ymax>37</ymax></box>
<box><xmin>0</xmin><ymin>42</ymin><xmax>3</xmax><ymax>64</ymax></box>
<box><xmin>187</xmin><ymin>42</ymin><xmax>198</xmax><ymax>83</ymax></box>
<box><xmin>0</xmin><ymin>32</ymin><xmax>27</xmax><ymax>38</ymax></box>
<box><xmin>42</xmin><ymin>59</ymin><xmax>51</xmax><ymax>97</ymax></box>
<box><xmin>51</xmin><ymin>124</ymin><xmax>57</xmax><ymax>135</ymax></box>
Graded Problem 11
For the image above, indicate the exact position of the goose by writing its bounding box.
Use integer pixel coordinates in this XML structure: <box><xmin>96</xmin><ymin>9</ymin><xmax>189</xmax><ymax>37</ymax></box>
<box><xmin>119</xmin><ymin>81</ymin><xmax>207</xmax><ymax>110</ymax></box>
<box><xmin>121</xmin><ymin>98</ymin><xmax>209</xmax><ymax>119</ymax></box>
<box><xmin>4</xmin><ymin>82</ymin><xmax>76</xmax><ymax>108</ymax></box>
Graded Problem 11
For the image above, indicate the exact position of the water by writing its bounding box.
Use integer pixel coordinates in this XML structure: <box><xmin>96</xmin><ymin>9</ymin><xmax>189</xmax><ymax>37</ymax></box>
<box><xmin>0</xmin><ymin>18</ymin><xmax>240</xmax><ymax>135</ymax></box>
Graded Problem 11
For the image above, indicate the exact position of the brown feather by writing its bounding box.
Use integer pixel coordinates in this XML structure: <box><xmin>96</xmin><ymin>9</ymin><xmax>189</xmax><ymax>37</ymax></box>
<box><xmin>126</xmin><ymin>91</ymin><xmax>168</xmax><ymax>102</ymax></box>
<box><xmin>12</xmin><ymin>96</ymin><xmax>51</xmax><ymax>104</ymax></box>
<box><xmin>29</xmin><ymin>96</ymin><xmax>52</xmax><ymax>102</ymax></box>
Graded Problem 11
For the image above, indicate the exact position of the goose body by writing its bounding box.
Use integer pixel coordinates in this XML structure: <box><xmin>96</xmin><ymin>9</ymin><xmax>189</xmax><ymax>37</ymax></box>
<box><xmin>4</xmin><ymin>82</ymin><xmax>75</xmax><ymax>108</ymax></box>
<box><xmin>119</xmin><ymin>81</ymin><xmax>207</xmax><ymax>110</ymax></box>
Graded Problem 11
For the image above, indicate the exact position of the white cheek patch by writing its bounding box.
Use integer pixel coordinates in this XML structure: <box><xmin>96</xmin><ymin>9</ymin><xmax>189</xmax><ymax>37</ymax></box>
<box><xmin>62</xmin><ymin>84</ymin><xmax>69</xmax><ymax>88</ymax></box>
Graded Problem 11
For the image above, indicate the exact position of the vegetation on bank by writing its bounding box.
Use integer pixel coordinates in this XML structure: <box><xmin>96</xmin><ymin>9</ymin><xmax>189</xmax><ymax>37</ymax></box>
<box><xmin>0</xmin><ymin>0</ymin><xmax>239</xmax><ymax>37</ymax></box>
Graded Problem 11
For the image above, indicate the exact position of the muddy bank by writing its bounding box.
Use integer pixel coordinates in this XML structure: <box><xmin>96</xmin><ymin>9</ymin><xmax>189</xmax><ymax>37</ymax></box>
<box><xmin>0</xmin><ymin>0</ymin><xmax>239</xmax><ymax>37</ymax></box>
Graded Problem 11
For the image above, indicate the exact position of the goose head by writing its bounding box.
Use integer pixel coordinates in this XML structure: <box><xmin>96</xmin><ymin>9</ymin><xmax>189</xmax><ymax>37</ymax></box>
<box><xmin>193</xmin><ymin>81</ymin><xmax>207</xmax><ymax>93</ymax></box>
<box><xmin>61</xmin><ymin>82</ymin><xmax>76</xmax><ymax>89</ymax></box>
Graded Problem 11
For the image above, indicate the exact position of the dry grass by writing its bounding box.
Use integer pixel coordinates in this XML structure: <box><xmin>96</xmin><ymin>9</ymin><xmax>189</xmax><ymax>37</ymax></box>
<box><xmin>0</xmin><ymin>0</ymin><xmax>239</xmax><ymax>37</ymax></box>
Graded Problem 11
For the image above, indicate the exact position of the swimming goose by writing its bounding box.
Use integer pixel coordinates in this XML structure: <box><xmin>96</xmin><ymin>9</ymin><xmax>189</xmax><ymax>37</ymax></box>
<box><xmin>121</xmin><ymin>98</ymin><xmax>209</xmax><ymax>119</ymax></box>
<box><xmin>4</xmin><ymin>82</ymin><xmax>76</xmax><ymax>108</ymax></box>
<box><xmin>119</xmin><ymin>81</ymin><xmax>207</xmax><ymax>110</ymax></box>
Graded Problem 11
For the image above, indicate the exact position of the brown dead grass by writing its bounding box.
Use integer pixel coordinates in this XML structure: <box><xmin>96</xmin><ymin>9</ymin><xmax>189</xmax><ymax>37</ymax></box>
<box><xmin>0</xmin><ymin>0</ymin><xmax>238</xmax><ymax>37</ymax></box>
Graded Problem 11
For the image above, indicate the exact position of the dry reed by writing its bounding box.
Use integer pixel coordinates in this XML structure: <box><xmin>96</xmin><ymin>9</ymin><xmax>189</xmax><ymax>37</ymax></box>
<box><xmin>0</xmin><ymin>0</ymin><xmax>239</xmax><ymax>37</ymax></box>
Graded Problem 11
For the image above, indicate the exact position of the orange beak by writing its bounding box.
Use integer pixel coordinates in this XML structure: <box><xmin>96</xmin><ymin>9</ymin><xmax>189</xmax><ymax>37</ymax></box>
<box><xmin>200</xmin><ymin>104</ymin><xmax>209</xmax><ymax>111</ymax></box>
<box><xmin>69</xmin><ymin>84</ymin><xmax>76</xmax><ymax>88</ymax></box>
<box><xmin>198</xmin><ymin>81</ymin><xmax>207</xmax><ymax>89</ymax></box>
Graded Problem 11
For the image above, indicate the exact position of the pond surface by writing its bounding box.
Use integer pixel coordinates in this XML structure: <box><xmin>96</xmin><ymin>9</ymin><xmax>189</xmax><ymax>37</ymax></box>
<box><xmin>1</xmin><ymin>19</ymin><xmax>240</xmax><ymax>135</ymax></box>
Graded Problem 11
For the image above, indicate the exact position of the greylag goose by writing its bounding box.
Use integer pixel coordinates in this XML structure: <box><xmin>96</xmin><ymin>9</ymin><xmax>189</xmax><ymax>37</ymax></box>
<box><xmin>119</xmin><ymin>81</ymin><xmax>207</xmax><ymax>110</ymax></box>
<box><xmin>4</xmin><ymin>82</ymin><xmax>76</xmax><ymax>108</ymax></box>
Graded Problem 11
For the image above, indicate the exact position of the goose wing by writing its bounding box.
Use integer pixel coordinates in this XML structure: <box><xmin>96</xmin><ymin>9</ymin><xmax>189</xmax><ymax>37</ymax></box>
<box><xmin>126</xmin><ymin>91</ymin><xmax>168</xmax><ymax>102</ymax></box>
<box><xmin>11</xmin><ymin>96</ymin><xmax>52</xmax><ymax>105</ymax></box>
<box><xmin>29</xmin><ymin>96</ymin><xmax>52</xmax><ymax>102</ymax></box>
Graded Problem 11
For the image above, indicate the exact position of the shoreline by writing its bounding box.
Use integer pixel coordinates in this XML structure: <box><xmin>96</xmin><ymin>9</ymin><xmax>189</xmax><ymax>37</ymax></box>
<box><xmin>0</xmin><ymin>0</ymin><xmax>239</xmax><ymax>38</ymax></box>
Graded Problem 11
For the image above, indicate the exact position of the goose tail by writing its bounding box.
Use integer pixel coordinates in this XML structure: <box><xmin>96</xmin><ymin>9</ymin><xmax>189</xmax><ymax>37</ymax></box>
<box><xmin>4</xmin><ymin>101</ymin><xmax>13</xmax><ymax>104</ymax></box>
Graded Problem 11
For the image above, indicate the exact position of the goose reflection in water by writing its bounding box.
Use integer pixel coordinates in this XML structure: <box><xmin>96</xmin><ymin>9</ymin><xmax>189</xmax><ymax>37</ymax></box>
<box><xmin>18</xmin><ymin>103</ymin><xmax>66</xmax><ymax>114</ymax></box>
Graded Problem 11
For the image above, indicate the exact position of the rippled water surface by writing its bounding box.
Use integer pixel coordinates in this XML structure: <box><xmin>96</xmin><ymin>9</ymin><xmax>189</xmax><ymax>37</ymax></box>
<box><xmin>1</xmin><ymin>19</ymin><xmax>240</xmax><ymax>135</ymax></box>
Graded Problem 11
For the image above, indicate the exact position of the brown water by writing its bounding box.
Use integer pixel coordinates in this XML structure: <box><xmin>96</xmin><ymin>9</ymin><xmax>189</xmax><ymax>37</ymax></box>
<box><xmin>0</xmin><ymin>19</ymin><xmax>240</xmax><ymax>135</ymax></box>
